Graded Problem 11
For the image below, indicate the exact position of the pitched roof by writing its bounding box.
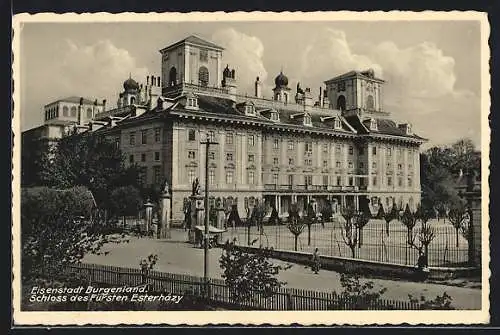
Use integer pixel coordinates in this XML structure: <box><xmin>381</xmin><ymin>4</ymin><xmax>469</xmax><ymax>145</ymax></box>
<box><xmin>373</xmin><ymin>119</ymin><xmax>426</xmax><ymax>140</ymax></box>
<box><xmin>160</xmin><ymin>35</ymin><xmax>224</xmax><ymax>52</ymax></box>
<box><xmin>324</xmin><ymin>70</ymin><xmax>385</xmax><ymax>83</ymax></box>
<box><xmin>48</xmin><ymin>96</ymin><xmax>103</xmax><ymax>106</ymax></box>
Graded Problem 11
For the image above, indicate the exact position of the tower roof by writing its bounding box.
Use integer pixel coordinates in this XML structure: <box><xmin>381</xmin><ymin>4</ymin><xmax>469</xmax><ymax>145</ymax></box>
<box><xmin>274</xmin><ymin>71</ymin><xmax>289</xmax><ymax>88</ymax></box>
<box><xmin>123</xmin><ymin>76</ymin><xmax>139</xmax><ymax>91</ymax></box>
<box><xmin>160</xmin><ymin>35</ymin><xmax>224</xmax><ymax>53</ymax></box>
<box><xmin>324</xmin><ymin>69</ymin><xmax>385</xmax><ymax>84</ymax></box>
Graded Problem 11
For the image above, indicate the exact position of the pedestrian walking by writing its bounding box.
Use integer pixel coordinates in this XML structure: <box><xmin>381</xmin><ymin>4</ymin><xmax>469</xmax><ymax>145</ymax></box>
<box><xmin>311</xmin><ymin>248</ymin><xmax>320</xmax><ymax>274</ymax></box>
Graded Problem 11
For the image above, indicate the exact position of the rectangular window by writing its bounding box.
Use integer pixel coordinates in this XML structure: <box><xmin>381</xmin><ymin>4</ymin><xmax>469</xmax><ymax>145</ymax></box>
<box><xmin>349</xmin><ymin>146</ymin><xmax>353</xmax><ymax>155</ymax></box>
<box><xmin>335</xmin><ymin>144</ymin><xmax>341</xmax><ymax>154</ymax></box>
<box><xmin>337</xmin><ymin>176</ymin><xmax>342</xmax><ymax>186</ymax></box>
<box><xmin>273</xmin><ymin>173</ymin><xmax>279</xmax><ymax>185</ymax></box>
<box><xmin>273</xmin><ymin>157</ymin><xmax>279</xmax><ymax>165</ymax></box>
<box><xmin>359</xmin><ymin>178</ymin><xmax>365</xmax><ymax>187</ymax></box>
<box><xmin>409</xmin><ymin>164</ymin><xmax>413</xmax><ymax>170</ymax></box>
<box><xmin>305</xmin><ymin>159</ymin><xmax>312</xmax><ymax>166</ymax></box>
<box><xmin>372</xmin><ymin>162</ymin><xmax>377</xmax><ymax>169</ymax></box>
<box><xmin>387</xmin><ymin>148</ymin><xmax>392</xmax><ymax>156</ymax></box>
<box><xmin>200</xmin><ymin>49</ymin><xmax>208</xmax><ymax>62</ymax></box>
<box><xmin>305</xmin><ymin>175</ymin><xmax>312</xmax><ymax>185</ymax></box>
<box><xmin>359</xmin><ymin>147</ymin><xmax>364</xmax><ymax>155</ymax></box>
<box><xmin>288</xmin><ymin>141</ymin><xmax>294</xmax><ymax>150</ymax></box>
<box><xmin>226</xmin><ymin>171</ymin><xmax>234</xmax><ymax>184</ymax></box>
<box><xmin>129</xmin><ymin>132</ymin><xmax>136</xmax><ymax>145</ymax></box>
<box><xmin>408</xmin><ymin>178</ymin><xmax>412</xmax><ymax>187</ymax></box>
<box><xmin>323</xmin><ymin>160</ymin><xmax>329</xmax><ymax>168</ymax></box>
<box><xmin>208</xmin><ymin>130</ymin><xmax>216</xmax><ymax>142</ymax></box>
<box><xmin>153</xmin><ymin>166</ymin><xmax>161</xmax><ymax>184</ymax></box>
<box><xmin>288</xmin><ymin>174</ymin><xmax>294</xmax><ymax>185</ymax></box>
<box><xmin>188</xmin><ymin>129</ymin><xmax>196</xmax><ymax>141</ymax></box>
<box><xmin>226</xmin><ymin>153</ymin><xmax>233</xmax><ymax>161</ymax></box>
<box><xmin>248</xmin><ymin>135</ymin><xmax>255</xmax><ymax>146</ymax></box>
<box><xmin>209</xmin><ymin>169</ymin><xmax>215</xmax><ymax>185</ymax></box>
<box><xmin>139</xmin><ymin>167</ymin><xmax>148</xmax><ymax>186</ymax></box>
<box><xmin>273</xmin><ymin>138</ymin><xmax>279</xmax><ymax>149</ymax></box>
<box><xmin>359</xmin><ymin>162</ymin><xmax>364</xmax><ymax>168</ymax></box>
<box><xmin>348</xmin><ymin>161</ymin><xmax>353</xmax><ymax>169</ymax></box>
<box><xmin>129</xmin><ymin>154</ymin><xmax>134</xmax><ymax>163</ymax></box>
<box><xmin>141</xmin><ymin>153</ymin><xmax>146</xmax><ymax>162</ymax></box>
<box><xmin>373</xmin><ymin>176</ymin><xmax>377</xmax><ymax>186</ymax></box>
<box><xmin>336</xmin><ymin>161</ymin><xmax>341</xmax><ymax>168</ymax></box>
<box><xmin>323</xmin><ymin>175</ymin><xmax>329</xmax><ymax>185</ymax></box>
<box><xmin>398</xmin><ymin>177</ymin><xmax>403</xmax><ymax>187</ymax></box>
<box><xmin>388</xmin><ymin>176</ymin><xmax>393</xmax><ymax>186</ymax></box>
<box><xmin>188</xmin><ymin>169</ymin><xmax>196</xmax><ymax>184</ymax></box>
<box><xmin>349</xmin><ymin>177</ymin><xmax>354</xmax><ymax>186</ymax></box>
<box><xmin>188</xmin><ymin>151</ymin><xmax>196</xmax><ymax>159</ymax></box>
<box><xmin>289</xmin><ymin>158</ymin><xmax>294</xmax><ymax>165</ymax></box>
<box><xmin>155</xmin><ymin>128</ymin><xmax>161</xmax><ymax>142</ymax></box>
<box><xmin>154</xmin><ymin>152</ymin><xmax>160</xmax><ymax>161</ymax></box>
<box><xmin>226</xmin><ymin>133</ymin><xmax>234</xmax><ymax>145</ymax></box>
<box><xmin>398</xmin><ymin>164</ymin><xmax>402</xmax><ymax>170</ymax></box>
<box><xmin>141</xmin><ymin>130</ymin><xmax>148</xmax><ymax>144</ymax></box>
<box><xmin>323</xmin><ymin>144</ymin><xmax>329</xmax><ymax>153</ymax></box>
<box><xmin>305</xmin><ymin>141</ymin><xmax>313</xmax><ymax>153</ymax></box>
<box><xmin>208</xmin><ymin>152</ymin><xmax>215</xmax><ymax>160</ymax></box>
<box><xmin>248</xmin><ymin>154</ymin><xmax>255</xmax><ymax>163</ymax></box>
<box><xmin>372</xmin><ymin>146</ymin><xmax>377</xmax><ymax>155</ymax></box>
<box><xmin>248</xmin><ymin>171</ymin><xmax>255</xmax><ymax>184</ymax></box>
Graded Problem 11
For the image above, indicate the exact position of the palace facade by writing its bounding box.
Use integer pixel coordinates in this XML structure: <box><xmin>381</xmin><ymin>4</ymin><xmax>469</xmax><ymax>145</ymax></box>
<box><xmin>47</xmin><ymin>35</ymin><xmax>426</xmax><ymax>223</ymax></box>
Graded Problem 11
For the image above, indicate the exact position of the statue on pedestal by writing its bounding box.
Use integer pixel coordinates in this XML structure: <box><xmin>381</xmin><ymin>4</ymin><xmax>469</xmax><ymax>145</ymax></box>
<box><xmin>192</xmin><ymin>178</ymin><xmax>201</xmax><ymax>196</ymax></box>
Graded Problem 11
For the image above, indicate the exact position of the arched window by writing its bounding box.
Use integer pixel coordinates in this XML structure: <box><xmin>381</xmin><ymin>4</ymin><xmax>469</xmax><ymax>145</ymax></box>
<box><xmin>337</xmin><ymin>95</ymin><xmax>346</xmax><ymax>111</ymax></box>
<box><xmin>70</xmin><ymin>106</ymin><xmax>77</xmax><ymax>117</ymax></box>
<box><xmin>63</xmin><ymin>106</ymin><xmax>69</xmax><ymax>117</ymax></box>
<box><xmin>169</xmin><ymin>67</ymin><xmax>177</xmax><ymax>86</ymax></box>
<box><xmin>366</xmin><ymin>95</ymin><xmax>374</xmax><ymax>110</ymax></box>
<box><xmin>86</xmin><ymin>108</ymin><xmax>92</xmax><ymax>119</ymax></box>
<box><xmin>130</xmin><ymin>96</ymin><xmax>136</xmax><ymax>105</ymax></box>
<box><xmin>198</xmin><ymin>66</ymin><xmax>209</xmax><ymax>87</ymax></box>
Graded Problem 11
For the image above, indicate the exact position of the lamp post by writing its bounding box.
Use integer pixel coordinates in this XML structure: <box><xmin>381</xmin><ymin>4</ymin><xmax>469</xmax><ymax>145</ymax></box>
<box><xmin>201</xmin><ymin>133</ymin><xmax>218</xmax><ymax>297</ymax></box>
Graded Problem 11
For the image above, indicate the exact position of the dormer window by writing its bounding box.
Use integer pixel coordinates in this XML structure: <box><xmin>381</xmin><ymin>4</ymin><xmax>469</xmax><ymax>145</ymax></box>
<box><xmin>334</xmin><ymin>117</ymin><xmax>342</xmax><ymax>130</ymax></box>
<box><xmin>398</xmin><ymin>123</ymin><xmax>412</xmax><ymax>135</ymax></box>
<box><xmin>270</xmin><ymin>111</ymin><xmax>280</xmax><ymax>121</ymax></box>
<box><xmin>303</xmin><ymin>114</ymin><xmax>312</xmax><ymax>126</ymax></box>
<box><xmin>245</xmin><ymin>104</ymin><xmax>255</xmax><ymax>116</ymax></box>
<box><xmin>370</xmin><ymin>118</ymin><xmax>378</xmax><ymax>131</ymax></box>
<box><xmin>185</xmin><ymin>94</ymin><xmax>198</xmax><ymax>110</ymax></box>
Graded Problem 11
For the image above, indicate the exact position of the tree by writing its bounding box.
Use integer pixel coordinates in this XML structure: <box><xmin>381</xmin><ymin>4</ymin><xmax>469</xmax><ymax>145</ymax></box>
<box><xmin>219</xmin><ymin>239</ymin><xmax>287</xmax><ymax>304</ymax></box>
<box><xmin>401</xmin><ymin>204</ymin><xmax>418</xmax><ymax>244</ymax></box>
<box><xmin>320</xmin><ymin>201</ymin><xmax>333</xmax><ymax>224</ymax></box>
<box><xmin>39</xmin><ymin>131</ymin><xmax>141</xmax><ymax>210</ymax></box>
<box><xmin>246</xmin><ymin>200</ymin><xmax>266</xmax><ymax>245</ymax></box>
<box><xmin>377</xmin><ymin>203</ymin><xmax>395</xmax><ymax>237</ymax></box>
<box><xmin>21</xmin><ymin>136</ymin><xmax>51</xmax><ymax>187</ymax></box>
<box><xmin>340</xmin><ymin>206</ymin><xmax>358</xmax><ymax>258</ymax></box>
<box><xmin>227</xmin><ymin>204</ymin><xmax>242</xmax><ymax>229</ymax></box>
<box><xmin>109</xmin><ymin>186</ymin><xmax>143</xmax><ymax>227</ymax></box>
<box><xmin>303</xmin><ymin>202</ymin><xmax>317</xmax><ymax>246</ymax></box>
<box><xmin>21</xmin><ymin>186</ymin><xmax>127</xmax><ymax>280</ymax></box>
<box><xmin>355</xmin><ymin>211</ymin><xmax>371</xmax><ymax>248</ymax></box>
<box><xmin>448</xmin><ymin>199</ymin><xmax>468</xmax><ymax>248</ymax></box>
<box><xmin>287</xmin><ymin>203</ymin><xmax>305</xmax><ymax>251</ymax></box>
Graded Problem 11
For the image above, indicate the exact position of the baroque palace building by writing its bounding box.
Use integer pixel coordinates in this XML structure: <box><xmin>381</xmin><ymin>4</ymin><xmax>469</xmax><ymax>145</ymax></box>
<box><xmin>36</xmin><ymin>35</ymin><xmax>426</xmax><ymax>223</ymax></box>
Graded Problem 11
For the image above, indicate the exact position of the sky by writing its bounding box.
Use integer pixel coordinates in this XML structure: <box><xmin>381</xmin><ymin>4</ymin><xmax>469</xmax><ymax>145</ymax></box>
<box><xmin>18</xmin><ymin>18</ymin><xmax>484</xmax><ymax>148</ymax></box>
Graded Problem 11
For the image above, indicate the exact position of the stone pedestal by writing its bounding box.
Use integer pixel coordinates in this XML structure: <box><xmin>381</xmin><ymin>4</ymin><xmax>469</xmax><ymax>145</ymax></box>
<box><xmin>144</xmin><ymin>200</ymin><xmax>154</xmax><ymax>235</ymax></box>
<box><xmin>159</xmin><ymin>190</ymin><xmax>171</xmax><ymax>239</ymax></box>
<box><xmin>216</xmin><ymin>207</ymin><xmax>226</xmax><ymax>230</ymax></box>
<box><xmin>188</xmin><ymin>195</ymin><xmax>205</xmax><ymax>243</ymax></box>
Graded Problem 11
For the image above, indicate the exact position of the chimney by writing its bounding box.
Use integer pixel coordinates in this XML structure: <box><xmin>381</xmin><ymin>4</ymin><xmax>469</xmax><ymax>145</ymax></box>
<box><xmin>304</xmin><ymin>88</ymin><xmax>313</xmax><ymax>107</ymax></box>
<box><xmin>319</xmin><ymin>87</ymin><xmax>324</xmax><ymax>108</ymax></box>
<box><xmin>157</xmin><ymin>76</ymin><xmax>161</xmax><ymax>87</ymax></box>
<box><xmin>102</xmin><ymin>99</ymin><xmax>107</xmax><ymax>112</ymax></box>
<box><xmin>78</xmin><ymin>97</ymin><xmax>83</xmax><ymax>126</ymax></box>
<box><xmin>147</xmin><ymin>75</ymin><xmax>149</xmax><ymax>85</ymax></box>
<box><xmin>255</xmin><ymin>76</ymin><xmax>262</xmax><ymax>98</ymax></box>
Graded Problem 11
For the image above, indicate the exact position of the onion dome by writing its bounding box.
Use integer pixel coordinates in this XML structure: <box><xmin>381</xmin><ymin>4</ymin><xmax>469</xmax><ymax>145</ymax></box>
<box><xmin>274</xmin><ymin>71</ymin><xmax>289</xmax><ymax>88</ymax></box>
<box><xmin>123</xmin><ymin>76</ymin><xmax>139</xmax><ymax>91</ymax></box>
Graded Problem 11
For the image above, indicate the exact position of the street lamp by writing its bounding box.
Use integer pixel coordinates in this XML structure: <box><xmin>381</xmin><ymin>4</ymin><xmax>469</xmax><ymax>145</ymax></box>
<box><xmin>200</xmin><ymin>132</ymin><xmax>218</xmax><ymax>296</ymax></box>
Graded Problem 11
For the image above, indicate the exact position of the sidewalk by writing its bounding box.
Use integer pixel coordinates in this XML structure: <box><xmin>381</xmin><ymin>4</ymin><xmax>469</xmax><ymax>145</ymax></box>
<box><xmin>82</xmin><ymin>229</ymin><xmax>482</xmax><ymax>310</ymax></box>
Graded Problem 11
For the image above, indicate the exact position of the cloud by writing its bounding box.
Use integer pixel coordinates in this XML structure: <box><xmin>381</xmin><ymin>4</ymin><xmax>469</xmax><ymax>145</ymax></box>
<box><xmin>298</xmin><ymin>28</ymin><xmax>481</xmax><ymax>148</ymax></box>
<box><xmin>300</xmin><ymin>29</ymin><xmax>383</xmax><ymax>82</ymax></box>
<box><xmin>57</xmin><ymin>39</ymin><xmax>149</xmax><ymax>107</ymax></box>
<box><xmin>211</xmin><ymin>28</ymin><xmax>268</xmax><ymax>96</ymax></box>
